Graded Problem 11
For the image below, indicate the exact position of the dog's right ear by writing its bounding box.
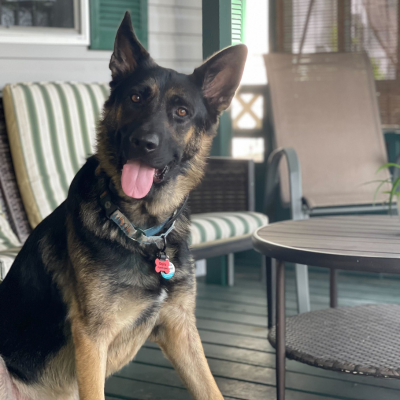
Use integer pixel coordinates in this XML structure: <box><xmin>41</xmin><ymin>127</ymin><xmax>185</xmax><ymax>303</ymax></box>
<box><xmin>109</xmin><ymin>12</ymin><xmax>150</xmax><ymax>80</ymax></box>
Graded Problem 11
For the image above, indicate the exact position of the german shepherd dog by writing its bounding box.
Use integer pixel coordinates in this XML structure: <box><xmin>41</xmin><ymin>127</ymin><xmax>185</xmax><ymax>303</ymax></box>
<box><xmin>0</xmin><ymin>12</ymin><xmax>247</xmax><ymax>400</ymax></box>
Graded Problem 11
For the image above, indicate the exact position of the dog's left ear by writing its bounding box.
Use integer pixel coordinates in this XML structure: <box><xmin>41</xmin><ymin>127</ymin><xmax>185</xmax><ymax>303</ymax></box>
<box><xmin>192</xmin><ymin>44</ymin><xmax>248</xmax><ymax>113</ymax></box>
<box><xmin>109</xmin><ymin>11</ymin><xmax>151</xmax><ymax>80</ymax></box>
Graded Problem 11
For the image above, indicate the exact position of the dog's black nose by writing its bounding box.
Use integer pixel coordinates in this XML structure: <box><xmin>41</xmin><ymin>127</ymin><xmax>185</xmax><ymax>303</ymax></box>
<box><xmin>130</xmin><ymin>134</ymin><xmax>159</xmax><ymax>153</ymax></box>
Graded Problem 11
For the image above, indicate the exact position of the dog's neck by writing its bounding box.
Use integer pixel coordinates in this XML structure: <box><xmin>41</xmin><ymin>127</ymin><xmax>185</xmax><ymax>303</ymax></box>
<box><xmin>95</xmin><ymin>165</ymin><xmax>185</xmax><ymax>230</ymax></box>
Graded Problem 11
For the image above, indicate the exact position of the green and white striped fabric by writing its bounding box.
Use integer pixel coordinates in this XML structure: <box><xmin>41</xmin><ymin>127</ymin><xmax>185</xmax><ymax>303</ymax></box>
<box><xmin>0</xmin><ymin>211</ymin><xmax>21</xmax><ymax>280</ymax></box>
<box><xmin>190</xmin><ymin>211</ymin><xmax>268</xmax><ymax>246</ymax></box>
<box><xmin>0</xmin><ymin>214</ymin><xmax>21</xmax><ymax>252</ymax></box>
<box><xmin>3</xmin><ymin>82</ymin><xmax>110</xmax><ymax>228</ymax></box>
<box><xmin>0</xmin><ymin>247</ymin><xmax>21</xmax><ymax>281</ymax></box>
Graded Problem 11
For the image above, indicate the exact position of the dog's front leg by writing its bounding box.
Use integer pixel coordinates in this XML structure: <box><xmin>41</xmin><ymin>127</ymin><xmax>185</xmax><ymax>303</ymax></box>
<box><xmin>72</xmin><ymin>319</ymin><xmax>107</xmax><ymax>400</ymax></box>
<box><xmin>152</xmin><ymin>301</ymin><xmax>224</xmax><ymax>400</ymax></box>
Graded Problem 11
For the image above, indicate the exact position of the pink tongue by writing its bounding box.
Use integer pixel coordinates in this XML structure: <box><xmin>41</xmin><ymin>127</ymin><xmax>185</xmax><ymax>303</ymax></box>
<box><xmin>121</xmin><ymin>160</ymin><xmax>155</xmax><ymax>199</ymax></box>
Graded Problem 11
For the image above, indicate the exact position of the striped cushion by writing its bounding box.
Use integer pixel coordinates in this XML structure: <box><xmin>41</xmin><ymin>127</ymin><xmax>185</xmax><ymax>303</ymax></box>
<box><xmin>0</xmin><ymin>208</ymin><xmax>21</xmax><ymax>280</ymax></box>
<box><xmin>3</xmin><ymin>82</ymin><xmax>109</xmax><ymax>228</ymax></box>
<box><xmin>190</xmin><ymin>212</ymin><xmax>268</xmax><ymax>246</ymax></box>
<box><xmin>0</xmin><ymin>247</ymin><xmax>21</xmax><ymax>281</ymax></box>
<box><xmin>0</xmin><ymin>214</ymin><xmax>21</xmax><ymax>251</ymax></box>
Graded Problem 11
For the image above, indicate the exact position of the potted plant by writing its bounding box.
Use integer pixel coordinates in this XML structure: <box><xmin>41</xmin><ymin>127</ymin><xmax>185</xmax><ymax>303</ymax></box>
<box><xmin>373</xmin><ymin>163</ymin><xmax>400</xmax><ymax>214</ymax></box>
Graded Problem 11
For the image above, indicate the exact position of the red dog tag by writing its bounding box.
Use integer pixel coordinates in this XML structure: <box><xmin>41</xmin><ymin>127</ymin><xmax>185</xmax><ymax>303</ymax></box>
<box><xmin>155</xmin><ymin>258</ymin><xmax>170</xmax><ymax>274</ymax></box>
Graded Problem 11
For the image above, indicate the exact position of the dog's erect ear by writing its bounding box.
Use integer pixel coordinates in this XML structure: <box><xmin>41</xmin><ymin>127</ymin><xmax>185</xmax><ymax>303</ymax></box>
<box><xmin>192</xmin><ymin>44</ymin><xmax>248</xmax><ymax>113</ymax></box>
<box><xmin>109</xmin><ymin>12</ymin><xmax>150</xmax><ymax>80</ymax></box>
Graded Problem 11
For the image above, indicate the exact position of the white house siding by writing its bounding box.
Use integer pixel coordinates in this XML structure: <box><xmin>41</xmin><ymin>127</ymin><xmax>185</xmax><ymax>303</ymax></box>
<box><xmin>0</xmin><ymin>0</ymin><xmax>203</xmax><ymax>90</ymax></box>
<box><xmin>0</xmin><ymin>44</ymin><xmax>112</xmax><ymax>90</ymax></box>
<box><xmin>148</xmin><ymin>0</ymin><xmax>202</xmax><ymax>74</ymax></box>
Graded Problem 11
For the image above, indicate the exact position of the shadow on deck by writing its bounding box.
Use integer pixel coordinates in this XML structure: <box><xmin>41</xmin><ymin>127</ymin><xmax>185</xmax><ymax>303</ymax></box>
<box><xmin>105</xmin><ymin>266</ymin><xmax>400</xmax><ymax>400</ymax></box>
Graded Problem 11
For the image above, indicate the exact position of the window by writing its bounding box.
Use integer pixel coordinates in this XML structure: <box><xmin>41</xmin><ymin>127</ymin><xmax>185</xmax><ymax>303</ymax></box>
<box><xmin>240</xmin><ymin>0</ymin><xmax>268</xmax><ymax>85</ymax></box>
<box><xmin>0</xmin><ymin>0</ymin><xmax>74</xmax><ymax>28</ymax></box>
<box><xmin>232</xmin><ymin>137</ymin><xmax>265</xmax><ymax>162</ymax></box>
<box><xmin>231</xmin><ymin>86</ymin><xmax>267</xmax><ymax>163</ymax></box>
<box><xmin>276</xmin><ymin>0</ymin><xmax>400</xmax><ymax>126</ymax></box>
<box><xmin>0</xmin><ymin>0</ymin><xmax>148</xmax><ymax>48</ymax></box>
<box><xmin>0</xmin><ymin>0</ymin><xmax>89</xmax><ymax>44</ymax></box>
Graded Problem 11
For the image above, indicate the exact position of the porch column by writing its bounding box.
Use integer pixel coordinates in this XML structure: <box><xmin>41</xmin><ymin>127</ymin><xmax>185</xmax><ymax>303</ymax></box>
<box><xmin>202</xmin><ymin>0</ymin><xmax>232</xmax><ymax>157</ymax></box>
<box><xmin>202</xmin><ymin>0</ymin><xmax>232</xmax><ymax>285</ymax></box>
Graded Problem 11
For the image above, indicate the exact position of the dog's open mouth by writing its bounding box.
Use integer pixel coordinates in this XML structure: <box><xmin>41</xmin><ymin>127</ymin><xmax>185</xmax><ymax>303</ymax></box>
<box><xmin>153</xmin><ymin>165</ymin><xmax>169</xmax><ymax>184</ymax></box>
<box><xmin>121</xmin><ymin>160</ymin><xmax>169</xmax><ymax>199</ymax></box>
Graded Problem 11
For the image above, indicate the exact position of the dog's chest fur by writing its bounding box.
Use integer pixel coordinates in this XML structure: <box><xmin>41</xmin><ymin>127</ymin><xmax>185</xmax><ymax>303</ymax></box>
<box><xmin>104</xmin><ymin>288</ymin><xmax>169</xmax><ymax>376</ymax></box>
<box><xmin>64</xmin><ymin>157</ymin><xmax>194</xmax><ymax>374</ymax></box>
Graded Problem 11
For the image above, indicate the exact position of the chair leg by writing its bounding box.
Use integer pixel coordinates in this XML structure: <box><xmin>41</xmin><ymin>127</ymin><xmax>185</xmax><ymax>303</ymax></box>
<box><xmin>276</xmin><ymin>260</ymin><xmax>286</xmax><ymax>400</ymax></box>
<box><xmin>330</xmin><ymin>268</ymin><xmax>338</xmax><ymax>308</ymax></box>
<box><xmin>261</xmin><ymin>256</ymin><xmax>267</xmax><ymax>285</ymax></box>
<box><xmin>266</xmin><ymin>257</ymin><xmax>276</xmax><ymax>329</ymax></box>
<box><xmin>295</xmin><ymin>264</ymin><xmax>310</xmax><ymax>313</ymax></box>
<box><xmin>227</xmin><ymin>253</ymin><xmax>234</xmax><ymax>287</ymax></box>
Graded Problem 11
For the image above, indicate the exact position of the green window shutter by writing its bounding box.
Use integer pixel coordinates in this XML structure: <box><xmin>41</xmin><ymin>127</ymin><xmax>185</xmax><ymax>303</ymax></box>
<box><xmin>232</xmin><ymin>0</ymin><xmax>246</xmax><ymax>45</ymax></box>
<box><xmin>90</xmin><ymin>0</ymin><xmax>148</xmax><ymax>50</ymax></box>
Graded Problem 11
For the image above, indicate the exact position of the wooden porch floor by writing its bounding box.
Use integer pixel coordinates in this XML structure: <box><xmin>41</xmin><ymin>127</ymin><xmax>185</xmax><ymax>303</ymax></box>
<box><xmin>105</xmin><ymin>266</ymin><xmax>400</xmax><ymax>400</ymax></box>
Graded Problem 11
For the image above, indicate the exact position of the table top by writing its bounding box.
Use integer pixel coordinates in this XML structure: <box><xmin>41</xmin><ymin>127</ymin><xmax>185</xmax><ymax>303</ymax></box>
<box><xmin>252</xmin><ymin>215</ymin><xmax>400</xmax><ymax>273</ymax></box>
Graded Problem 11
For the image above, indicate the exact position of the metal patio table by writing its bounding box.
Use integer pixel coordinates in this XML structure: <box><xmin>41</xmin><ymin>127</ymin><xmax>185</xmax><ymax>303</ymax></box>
<box><xmin>252</xmin><ymin>215</ymin><xmax>400</xmax><ymax>400</ymax></box>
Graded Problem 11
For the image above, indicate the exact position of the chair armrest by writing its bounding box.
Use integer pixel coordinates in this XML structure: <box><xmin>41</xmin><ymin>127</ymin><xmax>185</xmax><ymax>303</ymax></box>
<box><xmin>264</xmin><ymin>147</ymin><xmax>303</xmax><ymax>220</ymax></box>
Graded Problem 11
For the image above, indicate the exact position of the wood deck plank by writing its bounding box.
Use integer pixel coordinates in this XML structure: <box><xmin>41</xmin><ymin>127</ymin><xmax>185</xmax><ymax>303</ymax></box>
<box><xmin>198</xmin><ymin>280</ymin><xmax>400</xmax><ymax>305</ymax></box>
<box><xmin>105</xmin><ymin>376</ymin><xmax>192</xmax><ymax>399</ymax></box>
<box><xmin>196</xmin><ymin>308</ymin><xmax>268</xmax><ymax>327</ymax></box>
<box><xmin>196</xmin><ymin>318</ymin><xmax>269</xmax><ymax>338</ymax></box>
<box><xmin>131</xmin><ymin>347</ymin><xmax>400</xmax><ymax>400</ymax></box>
<box><xmin>111</xmin><ymin>362</ymin><xmax>339</xmax><ymax>400</ymax></box>
<box><xmin>140</xmin><ymin>344</ymin><xmax>400</xmax><ymax>391</ymax></box>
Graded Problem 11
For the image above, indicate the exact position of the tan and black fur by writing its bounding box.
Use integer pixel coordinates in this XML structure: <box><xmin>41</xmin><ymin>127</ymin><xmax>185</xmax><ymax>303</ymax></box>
<box><xmin>0</xmin><ymin>12</ymin><xmax>247</xmax><ymax>400</ymax></box>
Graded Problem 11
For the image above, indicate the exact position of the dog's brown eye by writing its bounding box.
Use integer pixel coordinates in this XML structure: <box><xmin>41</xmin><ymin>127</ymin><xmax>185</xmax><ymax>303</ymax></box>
<box><xmin>177</xmin><ymin>108</ymin><xmax>187</xmax><ymax>117</ymax></box>
<box><xmin>131</xmin><ymin>94</ymin><xmax>141</xmax><ymax>103</ymax></box>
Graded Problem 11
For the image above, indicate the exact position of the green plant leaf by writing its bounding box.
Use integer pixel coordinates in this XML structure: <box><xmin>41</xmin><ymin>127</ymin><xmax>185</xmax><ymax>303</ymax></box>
<box><xmin>373</xmin><ymin>179</ymin><xmax>391</xmax><ymax>205</ymax></box>
<box><xmin>364</xmin><ymin>179</ymin><xmax>391</xmax><ymax>186</ymax></box>
<box><xmin>388</xmin><ymin>176</ymin><xmax>400</xmax><ymax>211</ymax></box>
<box><xmin>376</xmin><ymin>163</ymin><xmax>400</xmax><ymax>173</ymax></box>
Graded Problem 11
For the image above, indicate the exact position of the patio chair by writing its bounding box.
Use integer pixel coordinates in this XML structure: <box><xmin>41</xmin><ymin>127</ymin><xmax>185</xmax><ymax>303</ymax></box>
<box><xmin>264</xmin><ymin>52</ymin><xmax>397</xmax><ymax>323</ymax></box>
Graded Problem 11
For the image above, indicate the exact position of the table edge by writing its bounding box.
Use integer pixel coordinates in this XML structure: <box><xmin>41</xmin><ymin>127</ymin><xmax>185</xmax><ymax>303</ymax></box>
<box><xmin>252</xmin><ymin>228</ymin><xmax>400</xmax><ymax>274</ymax></box>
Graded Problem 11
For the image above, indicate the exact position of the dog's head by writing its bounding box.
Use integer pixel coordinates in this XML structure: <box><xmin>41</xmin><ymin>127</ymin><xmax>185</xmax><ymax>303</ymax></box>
<box><xmin>97</xmin><ymin>12</ymin><xmax>247</xmax><ymax>216</ymax></box>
